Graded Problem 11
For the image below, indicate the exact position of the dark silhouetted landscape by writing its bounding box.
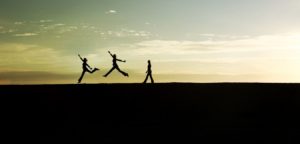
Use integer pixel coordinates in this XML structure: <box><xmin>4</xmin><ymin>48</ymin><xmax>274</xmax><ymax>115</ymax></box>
<box><xmin>1</xmin><ymin>83</ymin><xmax>300</xmax><ymax>143</ymax></box>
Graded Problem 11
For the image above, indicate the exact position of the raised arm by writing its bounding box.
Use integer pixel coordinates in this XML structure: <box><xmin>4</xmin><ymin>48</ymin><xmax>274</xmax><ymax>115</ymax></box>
<box><xmin>108</xmin><ymin>51</ymin><xmax>113</xmax><ymax>57</ymax></box>
<box><xmin>78</xmin><ymin>54</ymin><xmax>84</xmax><ymax>61</ymax></box>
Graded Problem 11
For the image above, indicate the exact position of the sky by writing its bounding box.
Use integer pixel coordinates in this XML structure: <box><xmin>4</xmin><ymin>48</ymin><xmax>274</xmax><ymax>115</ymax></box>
<box><xmin>1</xmin><ymin>0</ymin><xmax>300</xmax><ymax>84</ymax></box>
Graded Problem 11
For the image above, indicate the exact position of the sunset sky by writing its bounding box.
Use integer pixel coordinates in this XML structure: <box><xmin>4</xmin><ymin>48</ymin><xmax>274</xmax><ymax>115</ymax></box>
<box><xmin>1</xmin><ymin>0</ymin><xmax>300</xmax><ymax>84</ymax></box>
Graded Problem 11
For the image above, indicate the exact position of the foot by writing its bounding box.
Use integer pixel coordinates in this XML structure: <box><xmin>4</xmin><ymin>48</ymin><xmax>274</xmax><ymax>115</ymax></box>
<box><xmin>125</xmin><ymin>73</ymin><xmax>129</xmax><ymax>77</ymax></box>
<box><xmin>94</xmin><ymin>68</ymin><xmax>99</xmax><ymax>71</ymax></box>
<box><xmin>103</xmin><ymin>75</ymin><xmax>107</xmax><ymax>77</ymax></box>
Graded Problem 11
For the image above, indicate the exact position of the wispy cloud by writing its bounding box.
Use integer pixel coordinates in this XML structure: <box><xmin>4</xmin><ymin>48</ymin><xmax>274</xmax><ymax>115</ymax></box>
<box><xmin>198</xmin><ymin>33</ymin><xmax>215</xmax><ymax>37</ymax></box>
<box><xmin>54</xmin><ymin>23</ymin><xmax>65</xmax><ymax>26</ymax></box>
<box><xmin>40</xmin><ymin>23</ymin><xmax>65</xmax><ymax>30</ymax></box>
<box><xmin>2</xmin><ymin>21</ymin><xmax>152</xmax><ymax>39</ymax></box>
<box><xmin>105</xmin><ymin>10</ymin><xmax>117</xmax><ymax>14</ymax></box>
<box><xmin>57</xmin><ymin>26</ymin><xmax>78</xmax><ymax>34</ymax></box>
<box><xmin>14</xmin><ymin>21</ymin><xmax>24</xmax><ymax>25</ymax></box>
<box><xmin>96</xmin><ymin>28</ymin><xmax>152</xmax><ymax>39</ymax></box>
<box><xmin>39</xmin><ymin>19</ymin><xmax>53</xmax><ymax>23</ymax></box>
<box><xmin>14</xmin><ymin>33</ymin><xmax>38</xmax><ymax>37</ymax></box>
<box><xmin>0</xmin><ymin>28</ymin><xmax>17</xmax><ymax>34</ymax></box>
<box><xmin>39</xmin><ymin>23</ymin><xmax>78</xmax><ymax>34</ymax></box>
<box><xmin>132</xmin><ymin>33</ymin><xmax>300</xmax><ymax>55</ymax></box>
<box><xmin>121</xmin><ymin>33</ymin><xmax>300</xmax><ymax>76</ymax></box>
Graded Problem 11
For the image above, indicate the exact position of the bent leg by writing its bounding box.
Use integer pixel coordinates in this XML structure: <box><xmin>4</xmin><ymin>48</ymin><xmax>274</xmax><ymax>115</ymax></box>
<box><xmin>89</xmin><ymin>68</ymin><xmax>99</xmax><ymax>73</ymax></box>
<box><xmin>86</xmin><ymin>68</ymin><xmax>93</xmax><ymax>73</ymax></box>
<box><xmin>104</xmin><ymin>67</ymin><xmax>115</xmax><ymax>77</ymax></box>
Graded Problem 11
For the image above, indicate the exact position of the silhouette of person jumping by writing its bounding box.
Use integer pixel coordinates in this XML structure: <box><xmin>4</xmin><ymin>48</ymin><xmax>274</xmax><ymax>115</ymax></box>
<box><xmin>143</xmin><ymin>60</ymin><xmax>154</xmax><ymax>83</ymax></box>
<box><xmin>78</xmin><ymin>54</ymin><xmax>99</xmax><ymax>83</ymax></box>
<box><xmin>103</xmin><ymin>51</ymin><xmax>129</xmax><ymax>77</ymax></box>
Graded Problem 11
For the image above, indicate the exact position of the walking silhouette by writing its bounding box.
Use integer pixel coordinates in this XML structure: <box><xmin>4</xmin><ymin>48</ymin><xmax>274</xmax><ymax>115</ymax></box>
<box><xmin>103</xmin><ymin>51</ymin><xmax>129</xmax><ymax>77</ymax></box>
<box><xmin>143</xmin><ymin>60</ymin><xmax>154</xmax><ymax>83</ymax></box>
<box><xmin>78</xmin><ymin>54</ymin><xmax>99</xmax><ymax>83</ymax></box>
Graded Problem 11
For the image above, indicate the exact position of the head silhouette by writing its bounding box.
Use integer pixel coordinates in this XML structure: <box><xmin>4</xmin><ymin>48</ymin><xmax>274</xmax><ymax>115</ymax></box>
<box><xmin>148</xmin><ymin>60</ymin><xmax>151</xmax><ymax>64</ymax></box>
<box><xmin>83</xmin><ymin>58</ymin><xmax>87</xmax><ymax>62</ymax></box>
<box><xmin>113</xmin><ymin>54</ymin><xmax>116</xmax><ymax>58</ymax></box>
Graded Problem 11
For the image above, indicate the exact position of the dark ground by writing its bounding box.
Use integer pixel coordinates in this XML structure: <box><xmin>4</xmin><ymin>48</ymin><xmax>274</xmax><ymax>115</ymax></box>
<box><xmin>1</xmin><ymin>83</ymin><xmax>300</xmax><ymax>143</ymax></box>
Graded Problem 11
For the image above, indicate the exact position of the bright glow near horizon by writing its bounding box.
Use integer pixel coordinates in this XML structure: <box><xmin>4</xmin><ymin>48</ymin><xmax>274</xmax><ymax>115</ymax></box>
<box><xmin>1</xmin><ymin>0</ymin><xmax>300</xmax><ymax>84</ymax></box>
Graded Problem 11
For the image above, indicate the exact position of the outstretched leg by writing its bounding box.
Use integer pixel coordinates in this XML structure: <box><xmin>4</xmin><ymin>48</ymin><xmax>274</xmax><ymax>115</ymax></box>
<box><xmin>116</xmin><ymin>66</ymin><xmax>129</xmax><ymax>77</ymax></box>
<box><xmin>143</xmin><ymin>74</ymin><xmax>149</xmax><ymax>83</ymax></box>
<box><xmin>103</xmin><ymin>67</ymin><xmax>115</xmax><ymax>77</ymax></box>
<box><xmin>93</xmin><ymin>68</ymin><xmax>99</xmax><ymax>72</ymax></box>
<box><xmin>78</xmin><ymin>70</ymin><xmax>86</xmax><ymax>83</ymax></box>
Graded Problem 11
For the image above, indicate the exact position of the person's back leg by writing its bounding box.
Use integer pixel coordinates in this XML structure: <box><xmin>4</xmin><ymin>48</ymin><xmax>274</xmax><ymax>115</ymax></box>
<box><xmin>116</xmin><ymin>67</ymin><xmax>129</xmax><ymax>77</ymax></box>
<box><xmin>89</xmin><ymin>68</ymin><xmax>99</xmax><ymax>73</ymax></box>
<box><xmin>78</xmin><ymin>70</ymin><xmax>86</xmax><ymax>83</ymax></box>
<box><xmin>150</xmin><ymin>74</ymin><xmax>154</xmax><ymax>83</ymax></box>
<box><xmin>86</xmin><ymin>68</ymin><xmax>93</xmax><ymax>73</ymax></box>
<box><xmin>85</xmin><ymin>68</ymin><xmax>99</xmax><ymax>74</ymax></box>
<box><xmin>103</xmin><ymin>67</ymin><xmax>115</xmax><ymax>77</ymax></box>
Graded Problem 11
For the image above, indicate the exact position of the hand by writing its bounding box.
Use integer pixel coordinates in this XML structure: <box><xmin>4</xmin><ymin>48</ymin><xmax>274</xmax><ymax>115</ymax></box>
<box><xmin>108</xmin><ymin>51</ymin><xmax>111</xmax><ymax>53</ymax></box>
<box><xmin>123</xmin><ymin>60</ymin><xmax>126</xmax><ymax>63</ymax></box>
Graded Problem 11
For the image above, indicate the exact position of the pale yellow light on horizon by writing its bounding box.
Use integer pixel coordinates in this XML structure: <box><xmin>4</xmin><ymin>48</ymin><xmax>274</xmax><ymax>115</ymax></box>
<box><xmin>2</xmin><ymin>33</ymin><xmax>300</xmax><ymax>84</ymax></box>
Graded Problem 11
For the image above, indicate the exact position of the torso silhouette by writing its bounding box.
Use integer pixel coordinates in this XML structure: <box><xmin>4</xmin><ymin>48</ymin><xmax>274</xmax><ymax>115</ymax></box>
<box><xmin>148</xmin><ymin>64</ymin><xmax>152</xmax><ymax>73</ymax></box>
<box><xmin>82</xmin><ymin>62</ymin><xmax>88</xmax><ymax>70</ymax></box>
<box><xmin>112</xmin><ymin>57</ymin><xmax>118</xmax><ymax>67</ymax></box>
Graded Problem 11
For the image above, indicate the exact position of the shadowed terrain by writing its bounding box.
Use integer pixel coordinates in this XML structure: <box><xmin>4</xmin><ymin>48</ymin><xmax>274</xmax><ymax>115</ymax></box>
<box><xmin>1</xmin><ymin>83</ymin><xmax>300</xmax><ymax>143</ymax></box>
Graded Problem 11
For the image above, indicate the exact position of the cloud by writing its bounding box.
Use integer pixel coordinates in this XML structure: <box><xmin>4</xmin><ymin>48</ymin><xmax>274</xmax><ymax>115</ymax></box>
<box><xmin>186</xmin><ymin>33</ymin><xmax>251</xmax><ymax>40</ymax></box>
<box><xmin>105</xmin><ymin>10</ymin><xmax>117</xmax><ymax>14</ymax></box>
<box><xmin>40</xmin><ymin>23</ymin><xmax>65</xmax><ymax>31</ymax></box>
<box><xmin>198</xmin><ymin>33</ymin><xmax>215</xmax><ymax>37</ymax></box>
<box><xmin>14</xmin><ymin>22</ymin><xmax>24</xmax><ymax>25</ymax></box>
<box><xmin>0</xmin><ymin>28</ymin><xmax>17</xmax><ymax>34</ymax></box>
<box><xmin>131</xmin><ymin>33</ymin><xmax>300</xmax><ymax>55</ymax></box>
<box><xmin>57</xmin><ymin>26</ymin><xmax>78</xmax><ymax>34</ymax></box>
<box><xmin>39</xmin><ymin>23</ymin><xmax>78</xmax><ymax>34</ymax></box>
<box><xmin>8</xmin><ymin>29</ymin><xmax>16</xmax><ymax>33</ymax></box>
<box><xmin>14</xmin><ymin>33</ymin><xmax>38</xmax><ymax>37</ymax></box>
<box><xmin>40</xmin><ymin>19</ymin><xmax>53</xmax><ymax>23</ymax></box>
<box><xmin>54</xmin><ymin>23</ymin><xmax>65</xmax><ymax>26</ymax></box>
<box><xmin>131</xmin><ymin>40</ymin><xmax>217</xmax><ymax>55</ymax></box>
<box><xmin>97</xmin><ymin>28</ymin><xmax>152</xmax><ymax>38</ymax></box>
<box><xmin>3</xmin><ymin>20</ymin><xmax>151</xmax><ymax>39</ymax></box>
<box><xmin>110</xmin><ymin>33</ymin><xmax>300</xmax><ymax>77</ymax></box>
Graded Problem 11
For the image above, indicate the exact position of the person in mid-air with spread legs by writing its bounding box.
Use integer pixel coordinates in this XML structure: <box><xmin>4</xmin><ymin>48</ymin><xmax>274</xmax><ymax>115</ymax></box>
<box><xmin>103</xmin><ymin>51</ymin><xmax>129</xmax><ymax>77</ymax></box>
<box><xmin>78</xmin><ymin>54</ymin><xmax>99</xmax><ymax>83</ymax></box>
